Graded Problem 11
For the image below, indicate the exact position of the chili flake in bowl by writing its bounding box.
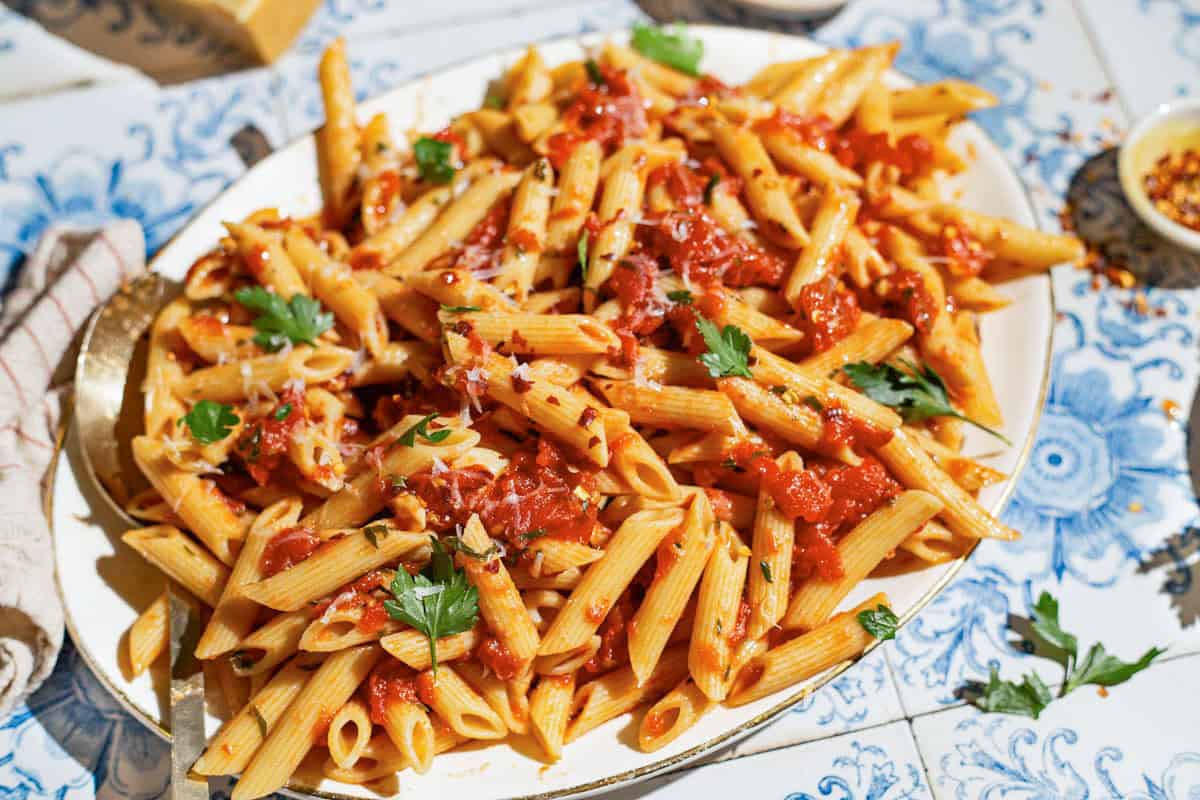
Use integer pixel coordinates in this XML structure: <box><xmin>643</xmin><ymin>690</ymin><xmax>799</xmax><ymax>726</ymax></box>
<box><xmin>1118</xmin><ymin>98</ymin><xmax>1200</xmax><ymax>252</ymax></box>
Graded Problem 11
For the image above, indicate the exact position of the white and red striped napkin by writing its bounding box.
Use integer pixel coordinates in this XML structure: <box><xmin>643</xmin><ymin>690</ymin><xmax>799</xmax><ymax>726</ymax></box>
<box><xmin>0</xmin><ymin>221</ymin><xmax>145</xmax><ymax>715</ymax></box>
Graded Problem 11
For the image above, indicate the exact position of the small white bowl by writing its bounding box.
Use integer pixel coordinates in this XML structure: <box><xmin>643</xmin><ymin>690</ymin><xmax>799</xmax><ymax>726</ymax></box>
<box><xmin>711</xmin><ymin>0</ymin><xmax>848</xmax><ymax>21</ymax></box>
<box><xmin>1118</xmin><ymin>98</ymin><xmax>1200</xmax><ymax>252</ymax></box>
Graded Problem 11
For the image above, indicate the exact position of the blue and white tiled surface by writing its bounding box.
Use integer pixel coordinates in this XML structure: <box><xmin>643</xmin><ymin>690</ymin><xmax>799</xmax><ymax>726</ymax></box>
<box><xmin>2</xmin><ymin>0</ymin><xmax>1199</xmax><ymax>797</ymax></box>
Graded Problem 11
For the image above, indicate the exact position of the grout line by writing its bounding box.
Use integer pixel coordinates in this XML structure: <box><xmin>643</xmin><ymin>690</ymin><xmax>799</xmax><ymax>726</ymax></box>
<box><xmin>1068</xmin><ymin>0</ymin><xmax>1136</xmax><ymax>124</ymax></box>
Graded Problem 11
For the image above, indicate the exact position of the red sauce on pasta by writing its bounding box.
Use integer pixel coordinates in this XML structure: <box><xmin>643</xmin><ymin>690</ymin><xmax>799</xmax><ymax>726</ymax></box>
<box><xmin>584</xmin><ymin>589</ymin><xmax>636</xmax><ymax>674</ymax></box>
<box><xmin>867</xmin><ymin>269</ymin><xmax>937</xmax><ymax>335</ymax></box>
<box><xmin>476</xmin><ymin>635</ymin><xmax>523</xmax><ymax>680</ymax></box>
<box><xmin>793</xmin><ymin>277</ymin><xmax>861</xmax><ymax>353</ymax></box>
<box><xmin>727</xmin><ymin>600</ymin><xmax>751</xmax><ymax>648</ymax></box>
<box><xmin>756</xmin><ymin>111</ymin><xmax>934</xmax><ymax>178</ymax></box>
<box><xmin>236</xmin><ymin>387</ymin><xmax>305</xmax><ymax>486</ymax></box>
<box><xmin>372</xmin><ymin>170</ymin><xmax>402</xmax><ymax>220</ymax></box>
<box><xmin>260</xmin><ymin>526</ymin><xmax>321</xmax><ymax>577</ymax></box>
<box><xmin>546</xmin><ymin>65</ymin><xmax>647</xmax><ymax>169</ymax></box>
<box><xmin>654</xmin><ymin>526</ymin><xmax>686</xmax><ymax>581</ymax></box>
<box><xmin>643</xmin><ymin>708</ymin><xmax>672</xmax><ymax>739</ymax></box>
<box><xmin>938</xmin><ymin>223</ymin><xmax>991</xmax><ymax>277</ymax></box>
<box><xmin>366</xmin><ymin>660</ymin><xmax>421</xmax><ymax>723</ymax></box>
<box><xmin>729</xmin><ymin>442</ymin><xmax>832</xmax><ymax>523</ymax></box>
<box><xmin>407</xmin><ymin>438</ymin><xmax>598</xmax><ymax>549</ymax></box>
<box><xmin>820</xmin><ymin>404</ymin><xmax>894</xmax><ymax>454</ymax></box>
<box><xmin>642</xmin><ymin>209</ymin><xmax>788</xmax><ymax>288</ymax></box>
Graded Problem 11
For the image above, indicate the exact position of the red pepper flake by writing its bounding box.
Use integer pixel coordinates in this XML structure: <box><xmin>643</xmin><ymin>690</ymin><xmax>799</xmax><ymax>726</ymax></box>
<box><xmin>578</xmin><ymin>407</ymin><xmax>599</xmax><ymax>428</ymax></box>
<box><xmin>547</xmin><ymin>395</ymin><xmax>561</xmax><ymax>406</ymax></box>
<box><xmin>511</xmin><ymin>373</ymin><xmax>533</xmax><ymax>394</ymax></box>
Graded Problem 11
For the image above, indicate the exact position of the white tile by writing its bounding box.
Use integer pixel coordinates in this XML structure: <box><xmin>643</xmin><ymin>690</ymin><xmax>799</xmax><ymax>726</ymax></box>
<box><xmin>1077</xmin><ymin>0</ymin><xmax>1200</xmax><ymax>118</ymax></box>
<box><xmin>913</xmin><ymin>653</ymin><xmax>1200</xmax><ymax>799</ymax></box>
<box><xmin>602</xmin><ymin>721</ymin><xmax>932</xmax><ymax>800</ymax></box>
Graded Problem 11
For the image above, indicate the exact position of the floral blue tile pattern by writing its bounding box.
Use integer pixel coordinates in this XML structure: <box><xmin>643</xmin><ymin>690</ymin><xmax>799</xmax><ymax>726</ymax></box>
<box><xmin>1</xmin><ymin>1</ymin><xmax>1198</xmax><ymax>798</ymax></box>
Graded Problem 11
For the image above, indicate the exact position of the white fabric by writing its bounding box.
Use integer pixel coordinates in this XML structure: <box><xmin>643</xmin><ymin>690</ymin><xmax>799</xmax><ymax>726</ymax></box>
<box><xmin>0</xmin><ymin>221</ymin><xmax>145</xmax><ymax>716</ymax></box>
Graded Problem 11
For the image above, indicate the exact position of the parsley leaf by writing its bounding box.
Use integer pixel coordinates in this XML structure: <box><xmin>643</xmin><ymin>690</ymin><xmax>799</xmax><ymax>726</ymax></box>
<box><xmin>414</xmin><ymin>136</ymin><xmax>456</xmax><ymax>184</ymax></box>
<box><xmin>447</xmin><ymin>535</ymin><xmax>501</xmax><ymax>560</ymax></box>
<box><xmin>398</xmin><ymin>413</ymin><xmax>453</xmax><ymax>447</ymax></box>
<box><xmin>234</xmin><ymin>287</ymin><xmax>334</xmax><ymax>352</ymax></box>
<box><xmin>976</xmin><ymin>667</ymin><xmax>1053</xmax><ymax>719</ymax></box>
<box><xmin>968</xmin><ymin>592</ymin><xmax>1163</xmax><ymax>719</ymax></box>
<box><xmin>384</xmin><ymin>538</ymin><xmax>479</xmax><ymax>673</ymax></box>
<box><xmin>249</xmin><ymin>703</ymin><xmax>269</xmax><ymax>737</ymax></box>
<box><xmin>363</xmin><ymin>524</ymin><xmax>389</xmax><ymax>549</ymax></box>
<box><xmin>703</xmin><ymin>173</ymin><xmax>720</xmax><ymax>205</ymax></box>
<box><xmin>441</xmin><ymin>304</ymin><xmax>482</xmax><ymax>313</ymax></box>
<box><xmin>273</xmin><ymin>403</ymin><xmax>293</xmax><ymax>422</ymax></box>
<box><xmin>696</xmin><ymin>316</ymin><xmax>752</xmax><ymax>378</ymax></box>
<box><xmin>1065</xmin><ymin>643</ymin><xmax>1164</xmax><ymax>693</ymax></box>
<box><xmin>180</xmin><ymin>400</ymin><xmax>239</xmax><ymax>444</ymax></box>
<box><xmin>585</xmin><ymin>58</ymin><xmax>605</xmax><ymax>85</ymax></box>
<box><xmin>667</xmin><ymin>289</ymin><xmax>694</xmax><ymax>305</ymax></box>
<box><xmin>759</xmin><ymin>561</ymin><xmax>773</xmax><ymax>583</ymax></box>
<box><xmin>520</xmin><ymin>528</ymin><xmax>548</xmax><ymax>542</ymax></box>
<box><xmin>630</xmin><ymin>23</ymin><xmax>704</xmax><ymax>76</ymax></box>
<box><xmin>483</xmin><ymin>92</ymin><xmax>505</xmax><ymax>109</ymax></box>
<box><xmin>577</xmin><ymin>234</ymin><xmax>589</xmax><ymax>280</ymax></box>
<box><xmin>856</xmin><ymin>604</ymin><xmax>900</xmax><ymax>641</ymax></box>
<box><xmin>842</xmin><ymin>360</ymin><xmax>1010</xmax><ymax>444</ymax></box>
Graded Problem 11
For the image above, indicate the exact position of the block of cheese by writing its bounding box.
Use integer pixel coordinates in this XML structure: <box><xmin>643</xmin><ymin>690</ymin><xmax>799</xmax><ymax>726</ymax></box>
<box><xmin>146</xmin><ymin>0</ymin><xmax>323</xmax><ymax>63</ymax></box>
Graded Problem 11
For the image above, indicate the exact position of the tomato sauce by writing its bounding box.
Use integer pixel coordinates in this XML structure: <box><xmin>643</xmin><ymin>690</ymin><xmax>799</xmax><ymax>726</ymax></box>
<box><xmin>584</xmin><ymin>589</ymin><xmax>637</xmax><ymax>674</ymax></box>
<box><xmin>236</xmin><ymin>386</ymin><xmax>305</xmax><ymax>486</ymax></box>
<box><xmin>727</xmin><ymin>600</ymin><xmax>751</xmax><ymax>649</ymax></box>
<box><xmin>867</xmin><ymin>269</ymin><xmax>938</xmax><ymax>335</ymax></box>
<box><xmin>654</xmin><ymin>526</ymin><xmax>686</xmax><ymax>582</ymax></box>
<box><xmin>407</xmin><ymin>438</ymin><xmax>598</xmax><ymax>548</ymax></box>
<box><xmin>792</xmin><ymin>277</ymin><xmax>861</xmax><ymax>354</ymax></box>
<box><xmin>938</xmin><ymin>223</ymin><xmax>991</xmax><ymax>277</ymax></box>
<box><xmin>546</xmin><ymin>65</ymin><xmax>648</xmax><ymax>169</ymax></box>
<box><xmin>642</xmin><ymin>209</ymin><xmax>787</xmax><ymax>289</ymax></box>
<box><xmin>242</xmin><ymin>244</ymin><xmax>272</xmax><ymax>282</ymax></box>
<box><xmin>704</xmin><ymin>488</ymin><xmax>735</xmax><ymax>522</ymax></box>
<box><xmin>366</xmin><ymin>660</ymin><xmax>421</xmax><ymax>723</ymax></box>
<box><xmin>729</xmin><ymin>442</ymin><xmax>832</xmax><ymax>523</ymax></box>
<box><xmin>476</xmin><ymin>635</ymin><xmax>523</xmax><ymax>680</ymax></box>
<box><xmin>371</xmin><ymin>170</ymin><xmax>402</xmax><ymax>222</ymax></box>
<box><xmin>820</xmin><ymin>404</ymin><xmax>894</xmax><ymax>454</ymax></box>
<box><xmin>260</xmin><ymin>526</ymin><xmax>321</xmax><ymax>577</ymax></box>
<box><xmin>756</xmin><ymin>111</ymin><xmax>934</xmax><ymax>178</ymax></box>
<box><xmin>453</xmin><ymin>201</ymin><xmax>510</xmax><ymax>273</ymax></box>
<box><xmin>794</xmin><ymin>457</ymin><xmax>902</xmax><ymax>581</ymax></box>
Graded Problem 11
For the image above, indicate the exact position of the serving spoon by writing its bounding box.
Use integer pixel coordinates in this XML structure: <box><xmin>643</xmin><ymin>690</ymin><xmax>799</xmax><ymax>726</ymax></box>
<box><xmin>73</xmin><ymin>271</ymin><xmax>212</xmax><ymax>800</ymax></box>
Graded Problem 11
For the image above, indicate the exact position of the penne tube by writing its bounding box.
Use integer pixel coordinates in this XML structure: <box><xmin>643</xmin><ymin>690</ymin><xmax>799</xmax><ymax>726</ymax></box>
<box><xmin>769</xmin><ymin>51</ymin><xmax>852</xmax><ymax>110</ymax></box>
<box><xmin>547</xmin><ymin>139</ymin><xmax>603</xmax><ymax>253</ymax></box>
<box><xmin>783</xmin><ymin>184</ymin><xmax>860</xmax><ymax>301</ymax></box>
<box><xmin>783</xmin><ymin>490</ymin><xmax>943</xmax><ymax>630</ymax></box>
<box><xmin>814</xmin><ymin>44</ymin><xmax>898</xmax><ymax>128</ymax></box>
<box><xmin>689</xmin><ymin>522</ymin><xmax>750</xmax><ymax>701</ymax></box>
<box><xmin>799</xmin><ymin>317</ymin><xmax>913</xmax><ymax>378</ymax></box>
<box><xmin>285</xmin><ymin>227</ymin><xmax>388</xmax><ymax>355</ymax></box>
<box><xmin>194</xmin><ymin>654</ymin><xmax>324</xmax><ymax>776</ymax></box>
<box><xmin>759</xmin><ymin>126</ymin><xmax>863</xmax><ymax>188</ymax></box>
<box><xmin>593</xmin><ymin>379</ymin><xmax>742</xmax><ymax>434</ymax></box>
<box><xmin>455</xmin><ymin>660</ymin><xmax>531</xmax><ymax>735</ymax></box>
<box><xmin>379</xmin><ymin>695</ymin><xmax>436</xmax><ymax>774</ymax></box>
<box><xmin>495</xmin><ymin>157</ymin><xmax>555</xmax><ymax>299</ymax></box>
<box><xmin>225</xmin><ymin>222</ymin><xmax>309</xmax><ymax>300</ymax></box>
<box><xmin>875</xmin><ymin>429</ymin><xmax>1016</xmax><ymax>541</ymax></box>
<box><xmin>750</xmin><ymin>346</ymin><xmax>901</xmax><ymax>431</ymax></box>
<box><xmin>538</xmin><ymin>508</ymin><xmax>684</xmax><ymax>655</ymax></box>
<box><xmin>231</xmin><ymin>610</ymin><xmax>311</xmax><ymax>677</ymax></box>
<box><xmin>197</xmin><ymin>497</ymin><xmax>302</xmax><ymax>658</ymax></box>
<box><xmin>586</xmin><ymin>146</ymin><xmax>649</xmax><ymax>297</ymax></box>
<box><xmin>890</xmin><ymin>80</ymin><xmax>998</xmax><ymax>117</ymax></box>
<box><xmin>638</xmin><ymin>678</ymin><xmax>714</xmax><ymax>752</ymax></box>
<box><xmin>241</xmin><ymin>526</ymin><xmax>429</xmax><ymax>611</ymax></box>
<box><xmin>315</xmin><ymin>38</ymin><xmax>361</xmax><ymax>229</ymax></box>
<box><xmin>628</xmin><ymin>493</ymin><xmax>716</xmax><ymax>686</ymax></box>
<box><xmin>727</xmin><ymin>594</ymin><xmax>884</xmax><ymax>707</ymax></box>
<box><xmin>385</xmin><ymin>169</ymin><xmax>522</xmax><ymax>276</ymax></box>
<box><xmin>710</xmin><ymin>118</ymin><xmax>808</xmax><ymax>249</ymax></box>
<box><xmin>381</xmin><ymin>627</ymin><xmax>482</xmax><ymax>670</ymax></box>
<box><xmin>121</xmin><ymin>525</ymin><xmax>229</xmax><ymax>607</ymax></box>
<box><xmin>565</xmin><ymin>644</ymin><xmax>689</xmax><ymax>743</ymax></box>
<box><xmin>420</xmin><ymin>663</ymin><xmax>508</xmax><ymax>740</ymax></box>
<box><xmin>327</xmin><ymin>698</ymin><xmax>373</xmax><ymax>769</ymax></box>
<box><xmin>457</xmin><ymin>515</ymin><xmax>540</xmax><ymax>661</ymax></box>
<box><xmin>233</xmin><ymin>645</ymin><xmax>382</xmax><ymax>800</ymax></box>
<box><xmin>746</xmin><ymin>452</ymin><xmax>803</xmax><ymax>640</ymax></box>
<box><xmin>529</xmin><ymin>673</ymin><xmax>574</xmax><ymax>760</ymax></box>
<box><xmin>178</xmin><ymin>346</ymin><xmax>355</xmax><ymax>404</ymax></box>
<box><xmin>526</xmin><ymin>538</ymin><xmax>604</xmax><ymax>574</ymax></box>
<box><xmin>447</xmin><ymin>310</ymin><xmax>617</xmax><ymax>354</ymax></box>
<box><xmin>127</xmin><ymin>591</ymin><xmax>168</xmax><ymax>677</ymax></box>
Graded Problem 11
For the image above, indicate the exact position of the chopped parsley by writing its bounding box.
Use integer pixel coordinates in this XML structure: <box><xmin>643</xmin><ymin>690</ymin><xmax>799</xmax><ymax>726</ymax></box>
<box><xmin>577</xmin><ymin>234</ymin><xmax>589</xmax><ymax>280</ymax></box>
<box><xmin>630</xmin><ymin>22</ymin><xmax>704</xmax><ymax>76</ymax></box>
<box><xmin>843</xmin><ymin>359</ymin><xmax>1010</xmax><ymax>444</ymax></box>
<box><xmin>759</xmin><ymin>560</ymin><xmax>773</xmax><ymax>583</ymax></box>
<box><xmin>273</xmin><ymin>403</ymin><xmax>293</xmax><ymax>421</ymax></box>
<box><xmin>414</xmin><ymin>136</ymin><xmax>456</xmax><ymax>184</ymax></box>
<box><xmin>856</xmin><ymin>604</ymin><xmax>899</xmax><ymax>641</ymax></box>
<box><xmin>667</xmin><ymin>289</ymin><xmax>694</xmax><ymax>305</ymax></box>
<box><xmin>180</xmin><ymin>400</ymin><xmax>239</xmax><ymax>444</ymax></box>
<box><xmin>970</xmin><ymin>592</ymin><xmax>1163</xmax><ymax>719</ymax></box>
<box><xmin>696</xmin><ymin>315</ymin><xmax>753</xmax><ymax>379</ymax></box>
<box><xmin>440</xmin><ymin>304</ymin><xmax>482</xmax><ymax>313</ymax></box>
<box><xmin>234</xmin><ymin>286</ymin><xmax>334</xmax><ymax>352</ymax></box>
<box><xmin>703</xmin><ymin>173</ymin><xmax>720</xmax><ymax>205</ymax></box>
<box><xmin>384</xmin><ymin>538</ymin><xmax>479</xmax><ymax>673</ymax></box>
<box><xmin>398</xmin><ymin>413</ymin><xmax>453</xmax><ymax>447</ymax></box>
<box><xmin>363</xmin><ymin>524</ymin><xmax>389</xmax><ymax>549</ymax></box>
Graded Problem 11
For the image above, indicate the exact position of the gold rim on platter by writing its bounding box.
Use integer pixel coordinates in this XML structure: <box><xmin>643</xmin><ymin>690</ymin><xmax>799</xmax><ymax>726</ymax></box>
<box><xmin>46</xmin><ymin>23</ymin><xmax>1056</xmax><ymax>800</ymax></box>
